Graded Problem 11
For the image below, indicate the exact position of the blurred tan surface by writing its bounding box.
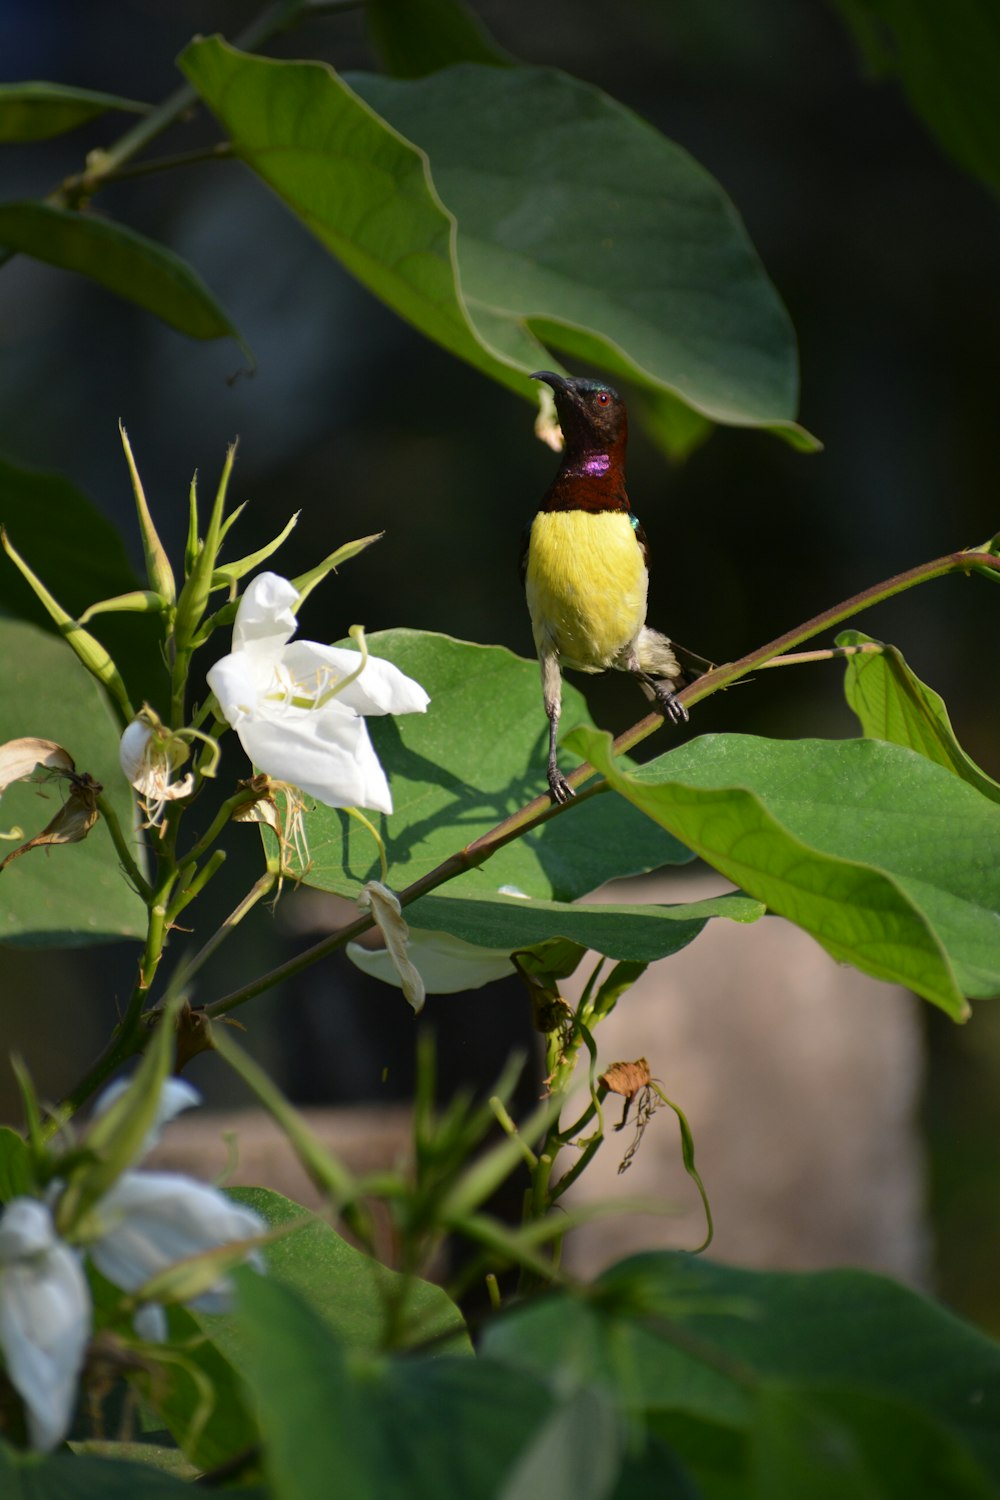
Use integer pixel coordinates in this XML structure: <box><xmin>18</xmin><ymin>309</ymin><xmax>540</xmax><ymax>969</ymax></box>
<box><xmin>561</xmin><ymin>872</ymin><xmax>928</xmax><ymax>1284</ymax></box>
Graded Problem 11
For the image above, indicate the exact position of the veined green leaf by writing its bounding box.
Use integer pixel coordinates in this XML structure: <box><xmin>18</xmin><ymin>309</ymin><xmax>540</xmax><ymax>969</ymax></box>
<box><xmin>406</xmin><ymin>888</ymin><xmax>763</xmax><ymax>962</ymax></box>
<box><xmin>0</xmin><ymin>202</ymin><xmax>248</xmax><ymax>353</ymax></box>
<box><xmin>568</xmin><ymin>727</ymin><xmax>1000</xmax><ymax>1017</ymax></box>
<box><xmin>483</xmin><ymin>1252</ymin><xmax>1000</xmax><ymax>1489</ymax></box>
<box><xmin>180</xmin><ymin>39</ymin><xmax>813</xmax><ymax>452</ymax></box>
<box><xmin>839</xmin><ymin>629</ymin><xmax>1000</xmax><ymax>803</ymax></box>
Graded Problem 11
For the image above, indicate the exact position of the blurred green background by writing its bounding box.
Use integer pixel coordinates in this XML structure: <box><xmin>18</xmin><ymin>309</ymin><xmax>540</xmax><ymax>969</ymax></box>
<box><xmin>1</xmin><ymin>0</ymin><xmax>998</xmax><ymax>1326</ymax></box>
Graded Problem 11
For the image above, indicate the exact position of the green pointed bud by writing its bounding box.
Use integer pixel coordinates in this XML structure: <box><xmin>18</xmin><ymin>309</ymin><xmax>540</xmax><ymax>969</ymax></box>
<box><xmin>290</xmin><ymin>531</ymin><xmax>384</xmax><ymax>609</ymax></box>
<box><xmin>217</xmin><ymin>499</ymin><xmax>248</xmax><ymax>549</ymax></box>
<box><xmin>0</xmin><ymin>528</ymin><xmax>133</xmax><ymax>722</ymax></box>
<box><xmin>184</xmin><ymin>471</ymin><xmax>200</xmax><ymax>576</ymax></box>
<box><xmin>212</xmin><ymin>511</ymin><xmax>300</xmax><ymax>588</ymax></box>
<box><xmin>78</xmin><ymin>590</ymin><xmax>166</xmax><ymax>623</ymax></box>
<box><xmin>119</xmin><ymin>423</ymin><xmax>176</xmax><ymax>604</ymax></box>
<box><xmin>174</xmin><ymin>444</ymin><xmax>237</xmax><ymax>654</ymax></box>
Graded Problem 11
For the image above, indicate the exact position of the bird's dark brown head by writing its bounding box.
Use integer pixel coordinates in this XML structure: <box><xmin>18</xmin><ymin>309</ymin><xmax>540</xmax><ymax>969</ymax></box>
<box><xmin>531</xmin><ymin>371</ymin><xmax>628</xmax><ymax>462</ymax></box>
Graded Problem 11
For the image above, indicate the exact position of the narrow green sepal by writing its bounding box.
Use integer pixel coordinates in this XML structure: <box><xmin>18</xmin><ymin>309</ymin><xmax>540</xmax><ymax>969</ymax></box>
<box><xmin>184</xmin><ymin>471</ymin><xmax>200</xmax><ymax>576</ymax></box>
<box><xmin>216</xmin><ymin>499</ymin><xmax>248</xmax><ymax>550</ymax></box>
<box><xmin>119</xmin><ymin>422</ymin><xmax>176</xmax><ymax>604</ymax></box>
<box><xmin>290</xmin><ymin>531</ymin><xmax>384</xmax><ymax>609</ymax></box>
<box><xmin>0</xmin><ymin>527</ymin><xmax>134</xmax><ymax>721</ymax></box>
<box><xmin>212</xmin><ymin>511</ymin><xmax>300</xmax><ymax>588</ymax></box>
<box><xmin>174</xmin><ymin>444</ymin><xmax>237</xmax><ymax>653</ymax></box>
<box><xmin>78</xmin><ymin>589</ymin><xmax>167</xmax><ymax>623</ymax></box>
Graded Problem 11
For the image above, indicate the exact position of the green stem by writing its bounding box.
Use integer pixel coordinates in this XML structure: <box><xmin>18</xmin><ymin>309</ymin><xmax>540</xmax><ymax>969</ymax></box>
<box><xmin>175</xmin><ymin>786</ymin><xmax>262</xmax><ymax>875</ymax></box>
<box><xmin>96</xmin><ymin>793</ymin><xmax>151</xmax><ymax>900</ymax></box>
<box><xmin>68</xmin><ymin>0</ymin><xmax>311</xmax><ymax>191</ymax></box>
<box><xmin>166</xmin><ymin>848</ymin><xmax>226</xmax><ymax>923</ymax></box>
<box><xmin>615</xmin><ymin>548</ymin><xmax>1000</xmax><ymax>760</ymax></box>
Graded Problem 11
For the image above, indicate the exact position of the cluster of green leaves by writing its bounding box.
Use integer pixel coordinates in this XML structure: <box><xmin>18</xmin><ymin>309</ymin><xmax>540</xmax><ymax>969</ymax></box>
<box><xmin>0</xmin><ymin>6</ymin><xmax>811</xmax><ymax>458</ymax></box>
<box><xmin>6</xmin><ymin>1189</ymin><xmax>1000</xmax><ymax>1498</ymax></box>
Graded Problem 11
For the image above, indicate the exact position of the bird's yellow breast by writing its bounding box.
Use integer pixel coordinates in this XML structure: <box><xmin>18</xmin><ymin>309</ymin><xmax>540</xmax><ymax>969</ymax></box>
<box><xmin>525</xmin><ymin>509</ymin><xmax>647</xmax><ymax>672</ymax></box>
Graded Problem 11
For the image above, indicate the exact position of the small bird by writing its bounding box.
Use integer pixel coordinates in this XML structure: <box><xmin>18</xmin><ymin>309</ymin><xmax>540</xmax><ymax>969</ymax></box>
<box><xmin>523</xmin><ymin>371</ymin><xmax>689</xmax><ymax>804</ymax></box>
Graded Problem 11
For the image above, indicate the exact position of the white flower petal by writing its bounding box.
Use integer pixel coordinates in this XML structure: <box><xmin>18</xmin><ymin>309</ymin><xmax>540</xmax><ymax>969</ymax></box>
<box><xmin>230</xmin><ymin>572</ymin><xmax>300</xmax><ymax>657</ymax></box>
<box><xmin>282</xmin><ymin>641</ymin><xmax>430</xmax><ymax>716</ymax></box>
<box><xmin>0</xmin><ymin>1199</ymin><xmax>90</xmax><ymax>1451</ymax></box>
<box><xmin>348</xmin><ymin>928</ymin><xmax>514</xmax><ymax>995</ymax></box>
<box><xmin>233</xmin><ymin>707</ymin><xmax>393</xmax><ymax>813</ymax></box>
<box><xmin>90</xmin><ymin>1172</ymin><xmax>265</xmax><ymax>1299</ymax></box>
<box><xmin>92</xmin><ymin>1077</ymin><xmax>201</xmax><ymax>1160</ymax></box>
<box><xmin>132</xmin><ymin>1301</ymin><xmax>167</xmax><ymax>1343</ymax></box>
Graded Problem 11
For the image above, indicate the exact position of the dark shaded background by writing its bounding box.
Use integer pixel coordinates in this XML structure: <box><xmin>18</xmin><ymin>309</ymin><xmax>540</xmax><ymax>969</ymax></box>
<box><xmin>1</xmin><ymin>0</ymin><xmax>998</xmax><ymax>1324</ymax></box>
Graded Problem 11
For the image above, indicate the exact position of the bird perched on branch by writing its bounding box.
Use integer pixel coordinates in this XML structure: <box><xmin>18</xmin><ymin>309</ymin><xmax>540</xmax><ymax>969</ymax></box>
<box><xmin>523</xmin><ymin>370</ymin><xmax>689</xmax><ymax>804</ymax></box>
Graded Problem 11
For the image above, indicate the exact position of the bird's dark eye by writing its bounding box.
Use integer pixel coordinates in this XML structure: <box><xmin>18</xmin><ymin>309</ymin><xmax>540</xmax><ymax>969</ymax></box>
<box><xmin>596</xmin><ymin>390</ymin><xmax>610</xmax><ymax>406</ymax></box>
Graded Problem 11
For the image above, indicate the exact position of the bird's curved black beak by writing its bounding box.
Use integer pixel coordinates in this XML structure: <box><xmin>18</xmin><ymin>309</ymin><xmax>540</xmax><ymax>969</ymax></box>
<box><xmin>530</xmin><ymin>370</ymin><xmax>571</xmax><ymax>394</ymax></box>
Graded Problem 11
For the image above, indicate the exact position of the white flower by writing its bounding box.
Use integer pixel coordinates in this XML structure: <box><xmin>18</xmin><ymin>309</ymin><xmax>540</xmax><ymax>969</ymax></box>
<box><xmin>0</xmin><ymin>1198</ymin><xmax>90</xmax><ymax>1451</ymax></box>
<box><xmin>206</xmin><ymin>573</ymin><xmax>429</xmax><ymax>815</ymax></box>
<box><xmin>89</xmin><ymin>1173</ymin><xmax>264</xmax><ymax>1317</ymax></box>
<box><xmin>86</xmin><ymin>1079</ymin><xmax>265</xmax><ymax>1326</ymax></box>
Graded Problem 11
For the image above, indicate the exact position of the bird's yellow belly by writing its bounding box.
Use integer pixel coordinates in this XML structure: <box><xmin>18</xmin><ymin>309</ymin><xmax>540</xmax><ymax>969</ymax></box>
<box><xmin>526</xmin><ymin>510</ymin><xmax>647</xmax><ymax>672</ymax></box>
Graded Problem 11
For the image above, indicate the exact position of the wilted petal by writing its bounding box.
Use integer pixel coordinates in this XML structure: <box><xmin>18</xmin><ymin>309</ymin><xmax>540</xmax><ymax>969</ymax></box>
<box><xmin>0</xmin><ymin>1198</ymin><xmax>90</xmax><ymax>1451</ymax></box>
<box><xmin>90</xmin><ymin>1172</ymin><xmax>265</xmax><ymax>1311</ymax></box>
<box><xmin>358</xmin><ymin>882</ymin><xmax>426</xmax><ymax>1013</ymax></box>
<box><xmin>119</xmin><ymin>718</ymin><xmax>194</xmax><ymax>814</ymax></box>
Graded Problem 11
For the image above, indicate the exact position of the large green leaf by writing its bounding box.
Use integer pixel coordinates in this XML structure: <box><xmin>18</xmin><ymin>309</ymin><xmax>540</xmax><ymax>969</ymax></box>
<box><xmin>482</xmin><ymin>1252</ymin><xmax>1000</xmax><ymax>1489</ymax></box>
<box><xmin>180</xmin><ymin>39</ymin><xmax>812</xmax><ymax>452</ymax></box>
<box><xmin>0</xmin><ymin>203</ymin><xmax>248</xmax><ymax>352</ymax></box>
<box><xmin>0</xmin><ymin>83</ymin><xmax>148</xmax><ymax>142</ymax></box>
<box><xmin>0</xmin><ymin>617</ymin><xmax>146</xmax><ymax>945</ymax></box>
<box><xmin>265</xmin><ymin>630</ymin><xmax>692</xmax><ymax>900</ymax></box>
<box><xmin>833</xmin><ymin>0</ymin><xmax>1000</xmax><ymax>200</ymax></box>
<box><xmin>205</xmin><ymin>1187</ymin><xmax>469</xmax><ymax>1352</ymax></box>
<box><xmin>748</xmin><ymin>1382</ymin><xmax>996</xmax><ymax>1500</ymax></box>
<box><xmin>406</xmin><ymin>888</ymin><xmax>763</xmax><ymax>960</ymax></box>
<box><xmin>237</xmin><ymin>1275</ymin><xmax>560</xmax><ymax>1500</ymax></box>
<box><xmin>568</xmin><ymin>727</ymin><xmax>1000</xmax><ymax>1018</ymax></box>
<box><xmin>839</xmin><ymin>629</ymin><xmax>1000</xmax><ymax>803</ymax></box>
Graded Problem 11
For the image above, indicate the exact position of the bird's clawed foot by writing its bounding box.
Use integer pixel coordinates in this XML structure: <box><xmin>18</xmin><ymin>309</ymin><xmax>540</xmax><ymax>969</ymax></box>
<box><xmin>654</xmin><ymin>682</ymin><xmax>689</xmax><ymax>726</ymax></box>
<box><xmin>547</xmin><ymin>764</ymin><xmax>575</xmax><ymax>805</ymax></box>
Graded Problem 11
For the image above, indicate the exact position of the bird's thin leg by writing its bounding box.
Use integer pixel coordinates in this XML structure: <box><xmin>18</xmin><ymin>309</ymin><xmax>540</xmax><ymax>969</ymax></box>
<box><xmin>540</xmin><ymin>650</ymin><xmax>574</xmax><ymax>803</ymax></box>
<box><xmin>623</xmin><ymin>647</ymin><xmax>689</xmax><ymax>727</ymax></box>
